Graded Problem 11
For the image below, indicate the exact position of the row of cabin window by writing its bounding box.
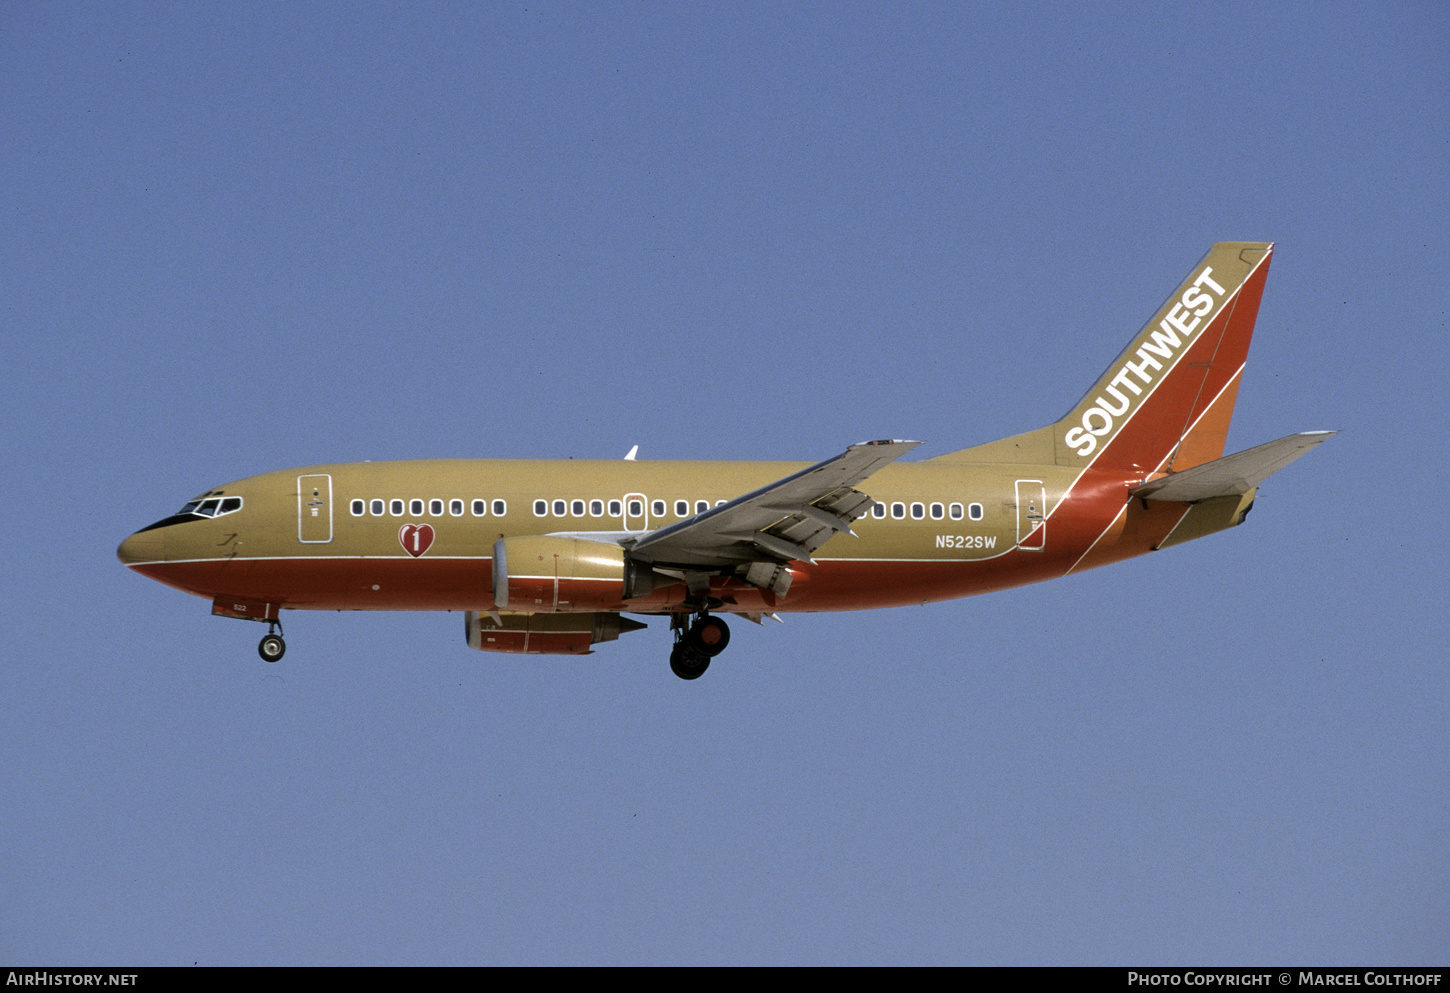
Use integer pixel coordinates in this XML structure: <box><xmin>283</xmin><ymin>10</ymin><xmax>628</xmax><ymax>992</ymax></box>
<box><xmin>350</xmin><ymin>498</ymin><xmax>508</xmax><ymax>518</ymax></box>
<box><xmin>534</xmin><ymin>498</ymin><xmax>725</xmax><ymax>519</ymax></box>
<box><xmin>524</xmin><ymin>497</ymin><xmax>986</xmax><ymax>522</ymax></box>
<box><xmin>872</xmin><ymin>501</ymin><xmax>984</xmax><ymax>521</ymax></box>
<box><xmin>347</xmin><ymin>496</ymin><xmax>985</xmax><ymax>524</ymax></box>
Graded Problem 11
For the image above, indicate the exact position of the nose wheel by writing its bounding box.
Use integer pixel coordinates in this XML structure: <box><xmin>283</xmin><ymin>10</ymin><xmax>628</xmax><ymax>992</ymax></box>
<box><xmin>257</xmin><ymin>620</ymin><xmax>286</xmax><ymax>662</ymax></box>
<box><xmin>669</xmin><ymin>613</ymin><xmax>730</xmax><ymax>679</ymax></box>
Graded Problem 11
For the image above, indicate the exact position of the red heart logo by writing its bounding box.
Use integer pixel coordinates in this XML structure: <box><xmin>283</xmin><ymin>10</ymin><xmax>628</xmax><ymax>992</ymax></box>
<box><xmin>399</xmin><ymin>523</ymin><xmax>435</xmax><ymax>557</ymax></box>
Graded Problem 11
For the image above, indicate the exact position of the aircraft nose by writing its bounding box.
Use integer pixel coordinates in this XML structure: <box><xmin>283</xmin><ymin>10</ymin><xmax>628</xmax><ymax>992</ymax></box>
<box><xmin>117</xmin><ymin>529</ymin><xmax>165</xmax><ymax>566</ymax></box>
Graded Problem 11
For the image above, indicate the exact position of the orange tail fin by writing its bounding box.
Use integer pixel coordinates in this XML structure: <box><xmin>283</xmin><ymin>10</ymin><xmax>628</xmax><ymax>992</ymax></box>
<box><xmin>1054</xmin><ymin>242</ymin><xmax>1273</xmax><ymax>474</ymax></box>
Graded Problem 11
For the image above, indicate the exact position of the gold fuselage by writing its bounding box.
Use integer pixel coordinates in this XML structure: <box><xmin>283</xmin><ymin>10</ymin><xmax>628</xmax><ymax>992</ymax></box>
<box><xmin>118</xmin><ymin>244</ymin><xmax>1281</xmax><ymax>625</ymax></box>
<box><xmin>118</xmin><ymin>455</ymin><xmax>1243</xmax><ymax>616</ymax></box>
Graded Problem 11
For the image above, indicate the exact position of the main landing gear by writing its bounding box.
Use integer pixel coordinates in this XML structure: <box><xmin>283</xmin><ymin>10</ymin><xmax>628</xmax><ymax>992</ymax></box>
<box><xmin>669</xmin><ymin>612</ymin><xmax>730</xmax><ymax>680</ymax></box>
<box><xmin>257</xmin><ymin>619</ymin><xmax>286</xmax><ymax>663</ymax></box>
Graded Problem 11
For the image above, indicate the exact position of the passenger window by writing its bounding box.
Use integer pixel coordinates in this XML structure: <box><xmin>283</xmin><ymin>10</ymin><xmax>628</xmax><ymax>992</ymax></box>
<box><xmin>651</xmin><ymin>500</ymin><xmax>665</xmax><ymax>516</ymax></box>
<box><xmin>628</xmin><ymin>499</ymin><xmax>643</xmax><ymax>516</ymax></box>
<box><xmin>696</xmin><ymin>500</ymin><xmax>710</xmax><ymax>514</ymax></box>
<box><xmin>608</xmin><ymin>499</ymin><xmax>622</xmax><ymax>516</ymax></box>
<box><xmin>372</xmin><ymin>499</ymin><xmax>385</xmax><ymax>516</ymax></box>
<box><xmin>969</xmin><ymin>503</ymin><xmax>984</xmax><ymax>521</ymax></box>
<box><xmin>910</xmin><ymin>502</ymin><xmax>925</xmax><ymax>520</ymax></box>
<box><xmin>390</xmin><ymin>500</ymin><xmax>404</xmax><ymax>516</ymax></box>
<box><xmin>552</xmin><ymin>499</ymin><xmax>567</xmax><ymax>517</ymax></box>
<box><xmin>472</xmin><ymin>499</ymin><xmax>487</xmax><ymax>517</ymax></box>
<box><xmin>429</xmin><ymin>499</ymin><xmax>444</xmax><ymax>516</ymax></box>
<box><xmin>872</xmin><ymin>502</ymin><xmax>886</xmax><ymax>519</ymax></box>
<box><xmin>590</xmin><ymin>499</ymin><xmax>604</xmax><ymax>517</ymax></box>
<box><xmin>891</xmin><ymin>502</ymin><xmax>906</xmax><ymax>520</ymax></box>
<box><xmin>949</xmin><ymin>503</ymin><xmax>963</xmax><ymax>520</ymax></box>
<box><xmin>930</xmin><ymin>502</ymin><xmax>944</xmax><ymax>520</ymax></box>
<box><xmin>572</xmin><ymin>499</ymin><xmax>585</xmax><ymax>517</ymax></box>
<box><xmin>450</xmin><ymin>499</ymin><xmax>464</xmax><ymax>517</ymax></box>
<box><xmin>351</xmin><ymin>499</ymin><xmax>365</xmax><ymax>516</ymax></box>
<box><xmin>410</xmin><ymin>499</ymin><xmax>424</xmax><ymax>516</ymax></box>
<box><xmin>533</xmin><ymin>500</ymin><xmax>548</xmax><ymax>517</ymax></box>
<box><xmin>675</xmin><ymin>500</ymin><xmax>689</xmax><ymax>517</ymax></box>
<box><xmin>492</xmin><ymin>500</ymin><xmax>507</xmax><ymax>516</ymax></box>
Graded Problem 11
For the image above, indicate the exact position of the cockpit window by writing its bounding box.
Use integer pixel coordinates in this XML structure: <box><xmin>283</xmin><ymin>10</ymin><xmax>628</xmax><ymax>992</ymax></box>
<box><xmin>175</xmin><ymin>495</ymin><xmax>243</xmax><ymax>519</ymax></box>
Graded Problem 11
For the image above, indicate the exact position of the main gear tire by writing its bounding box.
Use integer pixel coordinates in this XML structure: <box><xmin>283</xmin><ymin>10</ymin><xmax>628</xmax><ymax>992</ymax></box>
<box><xmin>669</xmin><ymin>642</ymin><xmax>709</xmax><ymax>680</ymax></box>
<box><xmin>686</xmin><ymin>616</ymin><xmax>731</xmax><ymax>658</ymax></box>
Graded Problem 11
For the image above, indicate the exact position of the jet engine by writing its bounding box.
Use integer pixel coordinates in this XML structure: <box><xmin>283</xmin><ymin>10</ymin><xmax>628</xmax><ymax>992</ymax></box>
<box><xmin>464</xmin><ymin>610</ymin><xmax>646</xmax><ymax>655</ymax></box>
<box><xmin>491</xmin><ymin>535</ymin><xmax>632</xmax><ymax>611</ymax></box>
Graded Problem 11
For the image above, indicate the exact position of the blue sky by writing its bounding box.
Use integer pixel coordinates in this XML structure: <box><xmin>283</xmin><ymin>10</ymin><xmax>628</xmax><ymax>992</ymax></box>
<box><xmin>2</xmin><ymin>1</ymin><xmax>1446</xmax><ymax>965</ymax></box>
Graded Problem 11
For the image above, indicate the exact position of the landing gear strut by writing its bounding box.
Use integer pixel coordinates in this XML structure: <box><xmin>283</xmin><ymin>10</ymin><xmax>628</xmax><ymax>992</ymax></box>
<box><xmin>258</xmin><ymin>619</ymin><xmax>286</xmax><ymax>663</ymax></box>
<box><xmin>669</xmin><ymin>612</ymin><xmax>730</xmax><ymax>680</ymax></box>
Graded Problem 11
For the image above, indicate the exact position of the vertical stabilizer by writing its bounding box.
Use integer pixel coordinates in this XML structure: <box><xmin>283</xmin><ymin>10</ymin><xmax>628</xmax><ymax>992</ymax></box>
<box><xmin>1054</xmin><ymin>242</ymin><xmax>1273</xmax><ymax>474</ymax></box>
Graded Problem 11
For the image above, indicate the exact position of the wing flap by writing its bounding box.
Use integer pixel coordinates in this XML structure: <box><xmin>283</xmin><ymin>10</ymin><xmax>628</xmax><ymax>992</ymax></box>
<box><xmin>1132</xmin><ymin>431</ymin><xmax>1335</xmax><ymax>502</ymax></box>
<box><xmin>629</xmin><ymin>439</ymin><xmax>920</xmax><ymax>568</ymax></box>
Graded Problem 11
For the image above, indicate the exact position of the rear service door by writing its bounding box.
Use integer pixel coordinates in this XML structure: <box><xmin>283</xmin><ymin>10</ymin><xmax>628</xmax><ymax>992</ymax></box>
<box><xmin>1015</xmin><ymin>479</ymin><xmax>1046</xmax><ymax>551</ymax></box>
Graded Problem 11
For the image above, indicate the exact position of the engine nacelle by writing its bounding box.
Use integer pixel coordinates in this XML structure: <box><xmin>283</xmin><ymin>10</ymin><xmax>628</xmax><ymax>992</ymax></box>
<box><xmin>492</xmin><ymin>535</ymin><xmax>631</xmax><ymax>611</ymax></box>
<box><xmin>464</xmin><ymin>610</ymin><xmax>646</xmax><ymax>655</ymax></box>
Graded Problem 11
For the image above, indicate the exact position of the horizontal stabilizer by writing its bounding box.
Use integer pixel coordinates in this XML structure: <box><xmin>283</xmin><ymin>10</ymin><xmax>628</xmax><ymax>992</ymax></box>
<box><xmin>1131</xmin><ymin>431</ymin><xmax>1336</xmax><ymax>502</ymax></box>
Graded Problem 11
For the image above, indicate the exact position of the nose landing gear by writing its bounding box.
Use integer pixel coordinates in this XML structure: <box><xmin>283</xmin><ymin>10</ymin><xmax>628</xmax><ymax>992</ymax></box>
<box><xmin>669</xmin><ymin>613</ymin><xmax>730</xmax><ymax>680</ymax></box>
<box><xmin>257</xmin><ymin>619</ymin><xmax>286</xmax><ymax>663</ymax></box>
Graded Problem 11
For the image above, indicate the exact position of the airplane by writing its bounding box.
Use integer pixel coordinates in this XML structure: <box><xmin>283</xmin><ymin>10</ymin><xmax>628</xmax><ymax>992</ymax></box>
<box><xmin>118</xmin><ymin>242</ymin><xmax>1332</xmax><ymax>679</ymax></box>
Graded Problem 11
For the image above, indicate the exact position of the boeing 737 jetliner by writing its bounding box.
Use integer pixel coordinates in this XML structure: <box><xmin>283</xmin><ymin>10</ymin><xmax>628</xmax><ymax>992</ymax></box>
<box><xmin>119</xmin><ymin>243</ymin><xmax>1332</xmax><ymax>678</ymax></box>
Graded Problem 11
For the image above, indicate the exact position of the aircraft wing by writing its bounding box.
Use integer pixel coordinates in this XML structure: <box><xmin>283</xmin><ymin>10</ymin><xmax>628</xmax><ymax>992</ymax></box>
<box><xmin>627</xmin><ymin>439</ymin><xmax>920</xmax><ymax>569</ymax></box>
<box><xmin>1132</xmin><ymin>431</ymin><xmax>1336</xmax><ymax>502</ymax></box>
